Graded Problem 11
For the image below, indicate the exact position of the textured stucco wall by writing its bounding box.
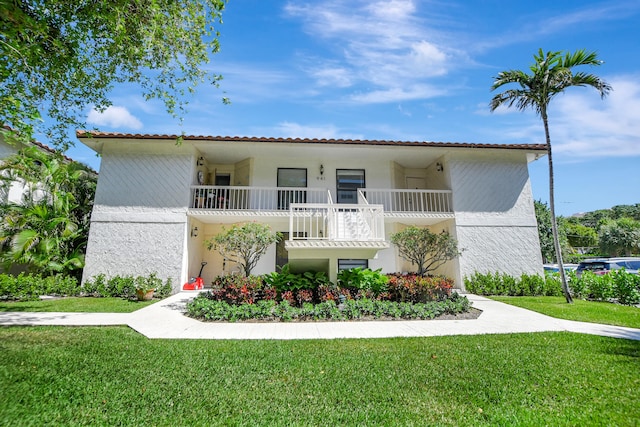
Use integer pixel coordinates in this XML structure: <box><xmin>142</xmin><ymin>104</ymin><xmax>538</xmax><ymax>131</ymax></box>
<box><xmin>449</xmin><ymin>158</ymin><xmax>543</xmax><ymax>287</ymax></box>
<box><xmin>82</xmin><ymin>221</ymin><xmax>187</xmax><ymax>290</ymax></box>
<box><xmin>82</xmin><ymin>148</ymin><xmax>195</xmax><ymax>291</ymax></box>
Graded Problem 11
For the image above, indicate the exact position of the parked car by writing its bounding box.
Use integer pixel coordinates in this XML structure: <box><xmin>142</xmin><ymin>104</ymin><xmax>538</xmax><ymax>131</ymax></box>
<box><xmin>543</xmin><ymin>264</ymin><xmax>578</xmax><ymax>274</ymax></box>
<box><xmin>575</xmin><ymin>257</ymin><xmax>640</xmax><ymax>277</ymax></box>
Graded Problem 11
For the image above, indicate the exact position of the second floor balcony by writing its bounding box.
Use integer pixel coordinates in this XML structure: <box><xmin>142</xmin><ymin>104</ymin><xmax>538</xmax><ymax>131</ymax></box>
<box><xmin>189</xmin><ymin>186</ymin><xmax>453</xmax><ymax>216</ymax></box>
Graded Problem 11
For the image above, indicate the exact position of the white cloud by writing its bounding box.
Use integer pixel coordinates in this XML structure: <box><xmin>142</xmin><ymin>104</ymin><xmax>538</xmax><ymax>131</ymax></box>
<box><xmin>310</xmin><ymin>67</ymin><xmax>353</xmax><ymax>88</ymax></box>
<box><xmin>551</xmin><ymin>75</ymin><xmax>640</xmax><ymax>158</ymax></box>
<box><xmin>482</xmin><ymin>75</ymin><xmax>640</xmax><ymax>160</ymax></box>
<box><xmin>87</xmin><ymin>106</ymin><xmax>143</xmax><ymax>130</ymax></box>
<box><xmin>285</xmin><ymin>0</ymin><xmax>465</xmax><ymax>103</ymax></box>
<box><xmin>275</xmin><ymin>122</ymin><xmax>363</xmax><ymax>140</ymax></box>
<box><xmin>350</xmin><ymin>84</ymin><xmax>447</xmax><ymax>104</ymax></box>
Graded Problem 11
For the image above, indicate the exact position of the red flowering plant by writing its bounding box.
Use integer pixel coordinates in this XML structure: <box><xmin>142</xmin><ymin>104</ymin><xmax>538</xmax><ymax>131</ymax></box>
<box><xmin>208</xmin><ymin>274</ymin><xmax>266</xmax><ymax>305</ymax></box>
<box><xmin>386</xmin><ymin>273</ymin><xmax>453</xmax><ymax>303</ymax></box>
<box><xmin>281</xmin><ymin>290</ymin><xmax>296</xmax><ymax>305</ymax></box>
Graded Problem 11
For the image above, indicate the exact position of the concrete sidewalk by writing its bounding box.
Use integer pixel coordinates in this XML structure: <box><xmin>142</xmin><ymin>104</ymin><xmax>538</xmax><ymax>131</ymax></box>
<box><xmin>2</xmin><ymin>292</ymin><xmax>640</xmax><ymax>341</ymax></box>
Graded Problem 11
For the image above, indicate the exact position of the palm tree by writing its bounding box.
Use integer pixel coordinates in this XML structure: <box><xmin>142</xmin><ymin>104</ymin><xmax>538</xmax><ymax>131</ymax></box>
<box><xmin>0</xmin><ymin>146</ymin><xmax>96</xmax><ymax>279</ymax></box>
<box><xmin>490</xmin><ymin>49</ymin><xmax>611</xmax><ymax>303</ymax></box>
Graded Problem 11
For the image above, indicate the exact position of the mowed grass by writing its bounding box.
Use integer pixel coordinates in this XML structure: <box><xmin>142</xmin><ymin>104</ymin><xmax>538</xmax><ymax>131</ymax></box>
<box><xmin>491</xmin><ymin>296</ymin><xmax>640</xmax><ymax>329</ymax></box>
<box><xmin>0</xmin><ymin>297</ymin><xmax>156</xmax><ymax>313</ymax></box>
<box><xmin>1</xmin><ymin>327</ymin><xmax>638</xmax><ymax>426</ymax></box>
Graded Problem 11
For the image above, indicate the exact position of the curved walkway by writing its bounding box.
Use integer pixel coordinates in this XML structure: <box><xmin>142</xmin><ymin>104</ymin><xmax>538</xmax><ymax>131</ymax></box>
<box><xmin>1</xmin><ymin>292</ymin><xmax>639</xmax><ymax>341</ymax></box>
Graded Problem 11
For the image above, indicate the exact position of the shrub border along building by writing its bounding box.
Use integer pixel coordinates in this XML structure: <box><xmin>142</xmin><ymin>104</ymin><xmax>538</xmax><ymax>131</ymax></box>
<box><xmin>0</xmin><ymin>272</ymin><xmax>172</xmax><ymax>301</ymax></box>
<box><xmin>186</xmin><ymin>269</ymin><xmax>471</xmax><ymax>322</ymax></box>
<box><xmin>464</xmin><ymin>270</ymin><xmax>640</xmax><ymax>305</ymax></box>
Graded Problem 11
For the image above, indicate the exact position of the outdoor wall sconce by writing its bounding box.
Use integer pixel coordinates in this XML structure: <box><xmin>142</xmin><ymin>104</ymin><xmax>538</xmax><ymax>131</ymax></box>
<box><xmin>197</xmin><ymin>156</ymin><xmax>205</xmax><ymax>166</ymax></box>
<box><xmin>436</xmin><ymin>162</ymin><xmax>444</xmax><ymax>172</ymax></box>
<box><xmin>320</xmin><ymin>164</ymin><xmax>324</xmax><ymax>176</ymax></box>
<box><xmin>191</xmin><ymin>226</ymin><xmax>199</xmax><ymax>237</ymax></box>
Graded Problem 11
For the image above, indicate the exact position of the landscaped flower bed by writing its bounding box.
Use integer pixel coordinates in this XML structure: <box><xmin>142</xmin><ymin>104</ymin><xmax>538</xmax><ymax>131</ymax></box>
<box><xmin>186</xmin><ymin>269</ymin><xmax>472</xmax><ymax>322</ymax></box>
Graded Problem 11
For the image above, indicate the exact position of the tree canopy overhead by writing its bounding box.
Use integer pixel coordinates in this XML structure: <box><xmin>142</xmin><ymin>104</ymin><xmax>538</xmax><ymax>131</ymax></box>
<box><xmin>1</xmin><ymin>0</ymin><xmax>227</xmax><ymax>148</ymax></box>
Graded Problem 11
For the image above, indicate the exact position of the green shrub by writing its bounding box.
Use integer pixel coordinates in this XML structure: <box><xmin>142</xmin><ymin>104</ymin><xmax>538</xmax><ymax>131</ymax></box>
<box><xmin>186</xmin><ymin>292</ymin><xmax>471</xmax><ymax>322</ymax></box>
<box><xmin>337</xmin><ymin>267</ymin><xmax>389</xmax><ymax>295</ymax></box>
<box><xmin>262</xmin><ymin>264</ymin><xmax>329</xmax><ymax>293</ymax></box>
<box><xmin>0</xmin><ymin>273</ymin><xmax>81</xmax><ymax>301</ymax></box>
<box><xmin>611</xmin><ymin>270</ymin><xmax>640</xmax><ymax>305</ymax></box>
<box><xmin>464</xmin><ymin>272</ymin><xmax>562</xmax><ymax>296</ymax></box>
<box><xmin>584</xmin><ymin>272</ymin><xmax>614</xmax><ymax>301</ymax></box>
<box><xmin>83</xmin><ymin>273</ymin><xmax>169</xmax><ymax>299</ymax></box>
<box><xmin>156</xmin><ymin>277</ymin><xmax>173</xmax><ymax>298</ymax></box>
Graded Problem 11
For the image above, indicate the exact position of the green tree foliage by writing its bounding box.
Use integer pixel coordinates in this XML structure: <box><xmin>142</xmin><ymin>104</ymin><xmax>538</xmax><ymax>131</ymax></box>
<box><xmin>0</xmin><ymin>146</ymin><xmax>96</xmax><ymax>278</ymax></box>
<box><xmin>598</xmin><ymin>218</ymin><xmax>640</xmax><ymax>257</ymax></box>
<box><xmin>565</xmin><ymin>221</ymin><xmax>598</xmax><ymax>249</ymax></box>
<box><xmin>206</xmin><ymin>223</ymin><xmax>281</xmax><ymax>277</ymax></box>
<box><xmin>1</xmin><ymin>0</ymin><xmax>227</xmax><ymax>148</ymax></box>
<box><xmin>535</xmin><ymin>200</ymin><xmax>556</xmax><ymax>263</ymax></box>
<box><xmin>490</xmin><ymin>49</ymin><xmax>611</xmax><ymax>303</ymax></box>
<box><xmin>578</xmin><ymin>204</ymin><xmax>640</xmax><ymax>229</ymax></box>
<box><xmin>390</xmin><ymin>226</ymin><xmax>461</xmax><ymax>276</ymax></box>
<box><xmin>534</xmin><ymin>200</ymin><xmax>572</xmax><ymax>263</ymax></box>
<box><xmin>611</xmin><ymin>204</ymin><xmax>640</xmax><ymax>221</ymax></box>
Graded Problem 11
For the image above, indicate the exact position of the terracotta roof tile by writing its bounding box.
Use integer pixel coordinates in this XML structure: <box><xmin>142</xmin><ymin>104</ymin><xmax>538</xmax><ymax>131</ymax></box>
<box><xmin>2</xmin><ymin>125</ymin><xmax>96</xmax><ymax>172</ymax></box>
<box><xmin>76</xmin><ymin>130</ymin><xmax>547</xmax><ymax>151</ymax></box>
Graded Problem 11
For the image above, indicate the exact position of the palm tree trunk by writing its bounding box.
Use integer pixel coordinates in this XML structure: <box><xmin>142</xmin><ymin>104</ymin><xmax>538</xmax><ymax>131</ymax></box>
<box><xmin>542</xmin><ymin>110</ymin><xmax>573</xmax><ymax>303</ymax></box>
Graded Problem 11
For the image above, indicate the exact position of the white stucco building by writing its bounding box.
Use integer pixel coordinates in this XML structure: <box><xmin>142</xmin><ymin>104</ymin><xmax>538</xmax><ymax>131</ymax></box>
<box><xmin>78</xmin><ymin>131</ymin><xmax>546</xmax><ymax>291</ymax></box>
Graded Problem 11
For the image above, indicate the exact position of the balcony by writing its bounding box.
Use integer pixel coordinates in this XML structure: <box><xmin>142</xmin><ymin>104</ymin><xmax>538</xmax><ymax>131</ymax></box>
<box><xmin>189</xmin><ymin>186</ymin><xmax>453</xmax><ymax>216</ymax></box>
<box><xmin>190</xmin><ymin>186</ymin><xmax>329</xmax><ymax>213</ymax></box>
<box><xmin>362</xmin><ymin>188</ymin><xmax>453</xmax><ymax>215</ymax></box>
<box><xmin>285</xmin><ymin>202</ymin><xmax>389</xmax><ymax>261</ymax></box>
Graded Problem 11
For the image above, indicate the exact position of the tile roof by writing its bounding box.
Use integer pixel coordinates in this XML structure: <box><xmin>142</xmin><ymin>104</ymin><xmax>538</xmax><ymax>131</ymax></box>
<box><xmin>76</xmin><ymin>130</ymin><xmax>547</xmax><ymax>152</ymax></box>
<box><xmin>2</xmin><ymin>125</ymin><xmax>97</xmax><ymax>173</ymax></box>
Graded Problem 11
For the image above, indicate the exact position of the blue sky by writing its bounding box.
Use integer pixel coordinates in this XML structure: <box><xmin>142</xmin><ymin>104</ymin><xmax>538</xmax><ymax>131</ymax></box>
<box><xmin>59</xmin><ymin>0</ymin><xmax>640</xmax><ymax>217</ymax></box>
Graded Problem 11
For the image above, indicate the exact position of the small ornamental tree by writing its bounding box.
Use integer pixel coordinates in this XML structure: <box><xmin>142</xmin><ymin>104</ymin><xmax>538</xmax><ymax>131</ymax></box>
<box><xmin>206</xmin><ymin>223</ymin><xmax>281</xmax><ymax>277</ymax></box>
<box><xmin>391</xmin><ymin>226</ymin><xmax>461</xmax><ymax>276</ymax></box>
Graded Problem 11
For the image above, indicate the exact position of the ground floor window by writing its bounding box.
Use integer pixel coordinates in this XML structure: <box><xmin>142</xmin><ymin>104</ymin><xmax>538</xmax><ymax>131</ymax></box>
<box><xmin>338</xmin><ymin>259</ymin><xmax>368</xmax><ymax>271</ymax></box>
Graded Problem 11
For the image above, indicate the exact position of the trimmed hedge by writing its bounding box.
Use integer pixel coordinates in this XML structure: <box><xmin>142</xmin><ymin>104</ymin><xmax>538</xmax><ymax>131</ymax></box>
<box><xmin>0</xmin><ymin>272</ymin><xmax>173</xmax><ymax>301</ymax></box>
<box><xmin>0</xmin><ymin>273</ymin><xmax>81</xmax><ymax>301</ymax></box>
<box><xmin>186</xmin><ymin>292</ymin><xmax>471</xmax><ymax>322</ymax></box>
<box><xmin>464</xmin><ymin>272</ymin><xmax>562</xmax><ymax>297</ymax></box>
<box><xmin>465</xmin><ymin>270</ymin><xmax>640</xmax><ymax>305</ymax></box>
<box><xmin>83</xmin><ymin>273</ymin><xmax>173</xmax><ymax>299</ymax></box>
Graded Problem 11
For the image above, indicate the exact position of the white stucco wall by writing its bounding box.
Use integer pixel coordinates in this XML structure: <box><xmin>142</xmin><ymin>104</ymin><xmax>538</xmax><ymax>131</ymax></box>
<box><xmin>449</xmin><ymin>157</ymin><xmax>543</xmax><ymax>287</ymax></box>
<box><xmin>82</xmin><ymin>146</ymin><xmax>195</xmax><ymax>290</ymax></box>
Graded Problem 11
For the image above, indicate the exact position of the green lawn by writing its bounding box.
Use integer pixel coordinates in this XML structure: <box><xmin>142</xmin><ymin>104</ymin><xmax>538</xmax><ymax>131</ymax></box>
<box><xmin>0</xmin><ymin>297</ymin><xmax>156</xmax><ymax>313</ymax></box>
<box><xmin>490</xmin><ymin>296</ymin><xmax>640</xmax><ymax>329</ymax></box>
<box><xmin>1</xmin><ymin>327</ymin><xmax>638</xmax><ymax>426</ymax></box>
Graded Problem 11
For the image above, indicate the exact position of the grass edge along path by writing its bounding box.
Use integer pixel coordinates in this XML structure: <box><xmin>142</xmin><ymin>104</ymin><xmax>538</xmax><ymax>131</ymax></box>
<box><xmin>0</xmin><ymin>297</ymin><xmax>156</xmax><ymax>313</ymax></box>
<box><xmin>1</xmin><ymin>326</ymin><xmax>638</xmax><ymax>426</ymax></box>
<box><xmin>490</xmin><ymin>296</ymin><xmax>640</xmax><ymax>329</ymax></box>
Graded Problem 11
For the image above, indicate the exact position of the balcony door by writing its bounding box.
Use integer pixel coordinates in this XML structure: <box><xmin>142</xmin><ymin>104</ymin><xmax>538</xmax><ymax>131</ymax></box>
<box><xmin>277</xmin><ymin>168</ymin><xmax>307</xmax><ymax>210</ymax></box>
<box><xmin>336</xmin><ymin>169</ymin><xmax>365</xmax><ymax>204</ymax></box>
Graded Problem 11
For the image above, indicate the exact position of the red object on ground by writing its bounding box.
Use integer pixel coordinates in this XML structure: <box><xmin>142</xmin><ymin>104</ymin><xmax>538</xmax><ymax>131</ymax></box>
<box><xmin>182</xmin><ymin>262</ymin><xmax>207</xmax><ymax>290</ymax></box>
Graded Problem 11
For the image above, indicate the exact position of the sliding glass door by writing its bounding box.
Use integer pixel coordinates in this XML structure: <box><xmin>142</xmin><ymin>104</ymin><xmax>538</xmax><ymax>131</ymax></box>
<box><xmin>277</xmin><ymin>168</ymin><xmax>307</xmax><ymax>210</ymax></box>
<box><xmin>336</xmin><ymin>169</ymin><xmax>365</xmax><ymax>204</ymax></box>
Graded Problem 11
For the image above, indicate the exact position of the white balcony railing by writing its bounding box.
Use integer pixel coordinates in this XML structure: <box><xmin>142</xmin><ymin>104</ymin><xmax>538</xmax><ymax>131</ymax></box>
<box><xmin>361</xmin><ymin>188</ymin><xmax>453</xmax><ymax>213</ymax></box>
<box><xmin>289</xmin><ymin>203</ymin><xmax>385</xmax><ymax>241</ymax></box>
<box><xmin>190</xmin><ymin>186</ymin><xmax>329</xmax><ymax>211</ymax></box>
<box><xmin>190</xmin><ymin>186</ymin><xmax>453</xmax><ymax>215</ymax></box>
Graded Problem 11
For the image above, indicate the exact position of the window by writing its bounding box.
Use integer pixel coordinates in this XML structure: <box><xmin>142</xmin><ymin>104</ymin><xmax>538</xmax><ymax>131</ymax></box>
<box><xmin>336</xmin><ymin>169</ymin><xmax>365</xmax><ymax>204</ymax></box>
<box><xmin>338</xmin><ymin>259</ymin><xmax>368</xmax><ymax>271</ymax></box>
<box><xmin>277</xmin><ymin>168</ymin><xmax>307</xmax><ymax>209</ymax></box>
